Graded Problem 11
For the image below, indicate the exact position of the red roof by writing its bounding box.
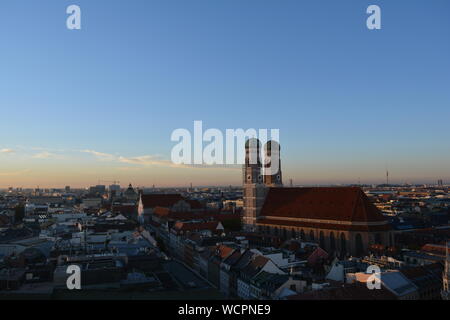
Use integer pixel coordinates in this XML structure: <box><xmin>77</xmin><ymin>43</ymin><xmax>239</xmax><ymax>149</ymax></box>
<box><xmin>421</xmin><ymin>243</ymin><xmax>450</xmax><ymax>256</ymax></box>
<box><xmin>260</xmin><ymin>187</ymin><xmax>389</xmax><ymax>223</ymax></box>
<box><xmin>216</xmin><ymin>245</ymin><xmax>235</xmax><ymax>259</ymax></box>
<box><xmin>186</xmin><ymin>199</ymin><xmax>204</xmax><ymax>210</ymax></box>
<box><xmin>307</xmin><ymin>247</ymin><xmax>329</xmax><ymax>266</ymax></box>
<box><xmin>140</xmin><ymin>194</ymin><xmax>184</xmax><ymax>209</ymax></box>
<box><xmin>111</xmin><ymin>204</ymin><xmax>136</xmax><ymax>215</ymax></box>
<box><xmin>174</xmin><ymin>221</ymin><xmax>222</xmax><ymax>232</ymax></box>
<box><xmin>153</xmin><ymin>206</ymin><xmax>171</xmax><ymax>217</ymax></box>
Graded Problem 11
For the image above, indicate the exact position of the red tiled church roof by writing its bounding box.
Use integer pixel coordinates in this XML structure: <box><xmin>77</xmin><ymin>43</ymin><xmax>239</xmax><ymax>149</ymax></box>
<box><xmin>257</xmin><ymin>187</ymin><xmax>391</xmax><ymax>232</ymax></box>
<box><xmin>260</xmin><ymin>187</ymin><xmax>387</xmax><ymax>223</ymax></box>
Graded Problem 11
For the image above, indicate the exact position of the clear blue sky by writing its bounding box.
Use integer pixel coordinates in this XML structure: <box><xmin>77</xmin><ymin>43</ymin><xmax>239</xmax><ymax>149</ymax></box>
<box><xmin>0</xmin><ymin>0</ymin><xmax>449</xmax><ymax>187</ymax></box>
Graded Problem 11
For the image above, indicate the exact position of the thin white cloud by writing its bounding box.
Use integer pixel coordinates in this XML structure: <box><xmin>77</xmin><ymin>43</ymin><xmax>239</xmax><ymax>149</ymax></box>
<box><xmin>118</xmin><ymin>155</ymin><xmax>174</xmax><ymax>166</ymax></box>
<box><xmin>0</xmin><ymin>148</ymin><xmax>14</xmax><ymax>154</ymax></box>
<box><xmin>118</xmin><ymin>155</ymin><xmax>239</xmax><ymax>171</ymax></box>
<box><xmin>81</xmin><ymin>150</ymin><xmax>172</xmax><ymax>167</ymax></box>
<box><xmin>0</xmin><ymin>169</ymin><xmax>31</xmax><ymax>176</ymax></box>
<box><xmin>74</xmin><ymin>149</ymin><xmax>239</xmax><ymax>171</ymax></box>
<box><xmin>32</xmin><ymin>151</ymin><xmax>64</xmax><ymax>159</ymax></box>
<box><xmin>81</xmin><ymin>149</ymin><xmax>116</xmax><ymax>160</ymax></box>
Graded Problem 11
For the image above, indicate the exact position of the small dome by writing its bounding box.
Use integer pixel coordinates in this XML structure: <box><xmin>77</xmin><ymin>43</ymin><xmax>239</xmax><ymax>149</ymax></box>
<box><xmin>245</xmin><ymin>138</ymin><xmax>261</xmax><ymax>149</ymax></box>
<box><xmin>125</xmin><ymin>184</ymin><xmax>136</xmax><ymax>195</ymax></box>
<box><xmin>264</xmin><ymin>140</ymin><xmax>280</xmax><ymax>153</ymax></box>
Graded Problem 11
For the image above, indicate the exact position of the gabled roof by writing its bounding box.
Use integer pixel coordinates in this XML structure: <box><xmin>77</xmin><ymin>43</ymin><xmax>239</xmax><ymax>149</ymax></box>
<box><xmin>174</xmin><ymin>221</ymin><xmax>222</xmax><ymax>233</ymax></box>
<box><xmin>215</xmin><ymin>244</ymin><xmax>235</xmax><ymax>259</ymax></box>
<box><xmin>140</xmin><ymin>194</ymin><xmax>185</xmax><ymax>209</ymax></box>
<box><xmin>260</xmin><ymin>187</ymin><xmax>386</xmax><ymax>223</ymax></box>
<box><xmin>380</xmin><ymin>271</ymin><xmax>418</xmax><ymax>297</ymax></box>
<box><xmin>223</xmin><ymin>250</ymin><xmax>242</xmax><ymax>267</ymax></box>
<box><xmin>234</xmin><ymin>250</ymin><xmax>257</xmax><ymax>270</ymax></box>
<box><xmin>241</xmin><ymin>255</ymin><xmax>269</xmax><ymax>278</ymax></box>
<box><xmin>307</xmin><ymin>247</ymin><xmax>329</xmax><ymax>266</ymax></box>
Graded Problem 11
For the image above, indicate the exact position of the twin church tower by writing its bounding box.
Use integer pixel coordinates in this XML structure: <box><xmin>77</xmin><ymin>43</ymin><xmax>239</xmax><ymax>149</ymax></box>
<box><xmin>242</xmin><ymin>138</ymin><xmax>393</xmax><ymax>256</ymax></box>
<box><xmin>242</xmin><ymin>138</ymin><xmax>283</xmax><ymax>231</ymax></box>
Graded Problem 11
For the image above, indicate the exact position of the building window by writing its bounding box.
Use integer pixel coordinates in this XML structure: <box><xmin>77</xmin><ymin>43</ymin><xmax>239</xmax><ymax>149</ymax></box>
<box><xmin>319</xmin><ymin>231</ymin><xmax>325</xmax><ymax>249</ymax></box>
<box><xmin>300</xmin><ymin>229</ymin><xmax>305</xmax><ymax>240</ymax></box>
<box><xmin>355</xmin><ymin>233</ymin><xmax>364</xmax><ymax>256</ymax></box>
<box><xmin>330</xmin><ymin>232</ymin><xmax>335</xmax><ymax>252</ymax></box>
<box><xmin>340</xmin><ymin>233</ymin><xmax>346</xmax><ymax>255</ymax></box>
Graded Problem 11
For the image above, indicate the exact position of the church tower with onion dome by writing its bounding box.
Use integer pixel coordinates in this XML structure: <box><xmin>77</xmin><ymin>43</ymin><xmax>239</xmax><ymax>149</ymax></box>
<box><xmin>242</xmin><ymin>138</ymin><xmax>265</xmax><ymax>231</ymax></box>
<box><xmin>262</xmin><ymin>140</ymin><xmax>283</xmax><ymax>187</ymax></box>
<box><xmin>242</xmin><ymin>139</ymin><xmax>283</xmax><ymax>231</ymax></box>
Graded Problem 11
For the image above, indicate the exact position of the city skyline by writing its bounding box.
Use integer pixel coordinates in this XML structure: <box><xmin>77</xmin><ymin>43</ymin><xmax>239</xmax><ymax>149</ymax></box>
<box><xmin>1</xmin><ymin>0</ymin><xmax>450</xmax><ymax>305</ymax></box>
<box><xmin>1</xmin><ymin>0</ymin><xmax>450</xmax><ymax>187</ymax></box>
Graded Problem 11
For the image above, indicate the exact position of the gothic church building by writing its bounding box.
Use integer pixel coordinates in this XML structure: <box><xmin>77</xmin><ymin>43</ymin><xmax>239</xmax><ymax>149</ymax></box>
<box><xmin>243</xmin><ymin>139</ymin><xmax>393</xmax><ymax>257</ymax></box>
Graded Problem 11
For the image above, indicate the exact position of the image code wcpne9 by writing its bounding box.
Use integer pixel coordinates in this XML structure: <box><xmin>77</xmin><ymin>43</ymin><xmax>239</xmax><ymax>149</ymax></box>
<box><xmin>0</xmin><ymin>0</ymin><xmax>449</xmax><ymax>309</ymax></box>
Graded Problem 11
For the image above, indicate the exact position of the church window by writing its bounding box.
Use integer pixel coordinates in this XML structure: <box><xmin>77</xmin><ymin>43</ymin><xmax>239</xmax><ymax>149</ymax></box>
<box><xmin>355</xmin><ymin>233</ymin><xmax>364</xmax><ymax>256</ymax></box>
